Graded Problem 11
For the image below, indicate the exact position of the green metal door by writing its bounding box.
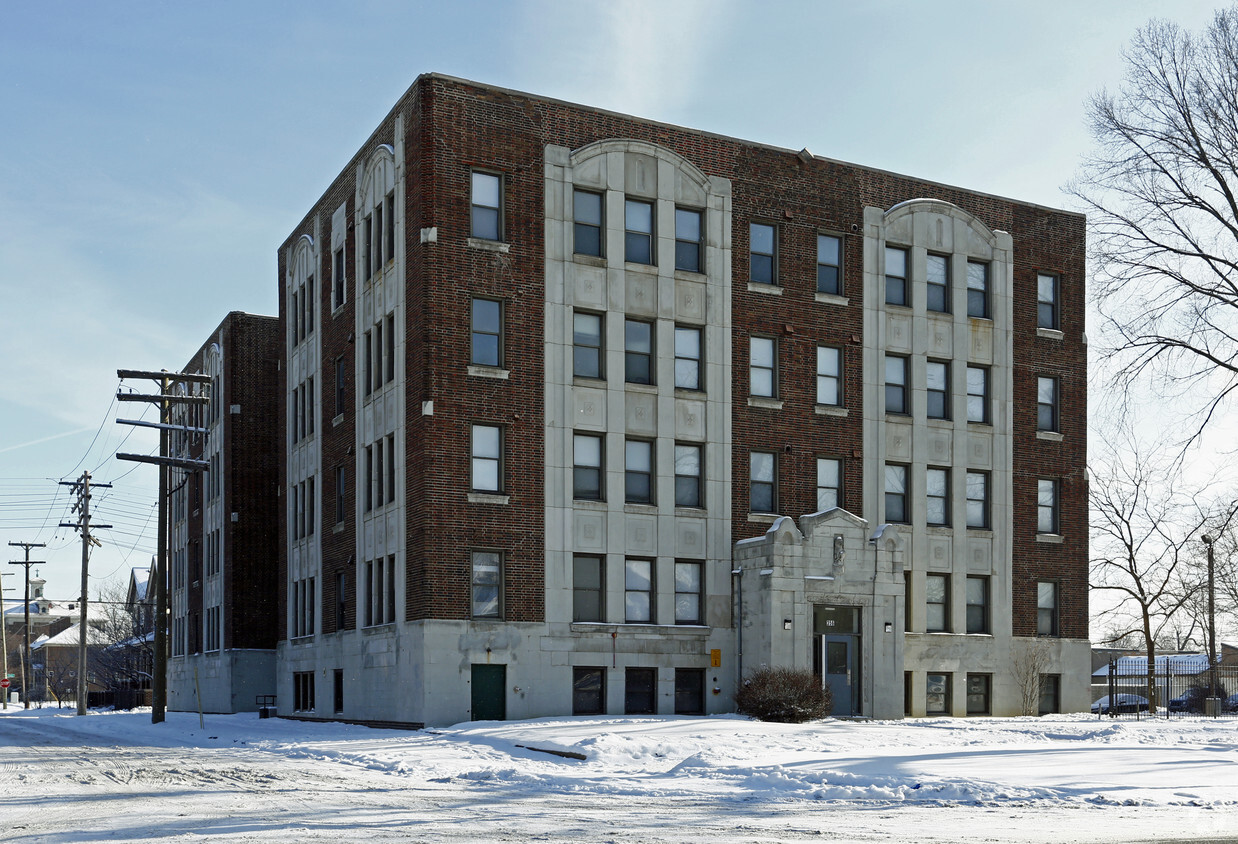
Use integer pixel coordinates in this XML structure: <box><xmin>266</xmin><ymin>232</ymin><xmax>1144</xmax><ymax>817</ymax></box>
<box><xmin>471</xmin><ymin>664</ymin><xmax>506</xmax><ymax>721</ymax></box>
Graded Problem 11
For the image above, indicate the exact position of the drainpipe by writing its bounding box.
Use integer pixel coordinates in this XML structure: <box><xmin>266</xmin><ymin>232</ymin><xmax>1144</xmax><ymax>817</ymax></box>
<box><xmin>732</xmin><ymin>568</ymin><xmax>743</xmax><ymax>690</ymax></box>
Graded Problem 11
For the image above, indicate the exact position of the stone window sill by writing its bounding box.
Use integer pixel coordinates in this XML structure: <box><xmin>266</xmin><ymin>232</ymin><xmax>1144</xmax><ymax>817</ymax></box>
<box><xmin>1036</xmin><ymin>533</ymin><xmax>1064</xmax><ymax>544</ymax></box>
<box><xmin>747</xmin><ymin>282</ymin><xmax>782</xmax><ymax>296</ymax></box>
<box><xmin>468</xmin><ymin>492</ymin><xmax>510</xmax><ymax>505</ymax></box>
<box><xmin>815</xmin><ymin>404</ymin><xmax>848</xmax><ymax>417</ymax></box>
<box><xmin>748</xmin><ymin>396</ymin><xmax>783</xmax><ymax>410</ymax></box>
<box><xmin>468</xmin><ymin>237</ymin><xmax>510</xmax><ymax>253</ymax></box>
<box><xmin>468</xmin><ymin>365</ymin><xmax>510</xmax><ymax>380</ymax></box>
<box><xmin>1036</xmin><ymin>431</ymin><xmax>1064</xmax><ymax>442</ymax></box>
<box><xmin>1037</xmin><ymin>327</ymin><xmax>1064</xmax><ymax>341</ymax></box>
<box><xmin>814</xmin><ymin>292</ymin><xmax>849</xmax><ymax>307</ymax></box>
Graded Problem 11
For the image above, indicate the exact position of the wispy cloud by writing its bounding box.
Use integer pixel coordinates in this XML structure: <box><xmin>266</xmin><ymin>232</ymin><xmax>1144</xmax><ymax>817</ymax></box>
<box><xmin>0</xmin><ymin>425</ymin><xmax>97</xmax><ymax>456</ymax></box>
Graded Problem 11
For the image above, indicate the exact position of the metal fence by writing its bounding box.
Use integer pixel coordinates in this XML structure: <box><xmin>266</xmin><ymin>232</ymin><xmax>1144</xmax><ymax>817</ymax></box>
<box><xmin>1093</xmin><ymin>662</ymin><xmax>1238</xmax><ymax>718</ymax></box>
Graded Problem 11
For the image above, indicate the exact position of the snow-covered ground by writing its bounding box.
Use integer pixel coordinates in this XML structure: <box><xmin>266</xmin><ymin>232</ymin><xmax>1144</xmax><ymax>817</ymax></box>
<box><xmin>1</xmin><ymin>706</ymin><xmax>1235</xmax><ymax>843</ymax></box>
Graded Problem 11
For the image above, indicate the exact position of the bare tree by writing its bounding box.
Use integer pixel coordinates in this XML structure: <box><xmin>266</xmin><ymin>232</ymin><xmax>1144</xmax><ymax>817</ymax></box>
<box><xmin>1071</xmin><ymin>7</ymin><xmax>1238</xmax><ymax>450</ymax></box>
<box><xmin>1010</xmin><ymin>639</ymin><xmax>1052</xmax><ymax>716</ymax></box>
<box><xmin>1090</xmin><ymin>433</ymin><xmax>1219</xmax><ymax>711</ymax></box>
<box><xmin>90</xmin><ymin>581</ymin><xmax>152</xmax><ymax>701</ymax></box>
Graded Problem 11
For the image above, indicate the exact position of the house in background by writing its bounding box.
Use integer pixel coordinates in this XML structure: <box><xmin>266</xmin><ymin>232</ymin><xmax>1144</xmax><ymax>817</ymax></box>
<box><xmin>268</xmin><ymin>74</ymin><xmax>1089</xmax><ymax>726</ymax></box>
<box><xmin>166</xmin><ymin>311</ymin><xmax>280</xmax><ymax>714</ymax></box>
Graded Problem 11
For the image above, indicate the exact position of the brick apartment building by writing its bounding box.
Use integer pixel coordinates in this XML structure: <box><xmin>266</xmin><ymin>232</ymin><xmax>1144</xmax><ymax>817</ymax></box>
<box><xmin>167</xmin><ymin>311</ymin><xmax>281</xmax><ymax>713</ymax></box>
<box><xmin>275</xmin><ymin>74</ymin><xmax>1088</xmax><ymax>726</ymax></box>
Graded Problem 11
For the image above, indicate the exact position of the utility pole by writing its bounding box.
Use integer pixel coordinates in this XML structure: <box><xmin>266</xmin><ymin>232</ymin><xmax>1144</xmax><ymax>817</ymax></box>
<box><xmin>7</xmin><ymin>541</ymin><xmax>46</xmax><ymax>709</ymax></box>
<box><xmin>59</xmin><ymin>474</ymin><xmax>112</xmax><ymax>716</ymax></box>
<box><xmin>1</xmin><ymin>570</ymin><xmax>13</xmax><ymax>709</ymax></box>
<box><xmin>116</xmin><ymin>368</ymin><xmax>210</xmax><ymax>724</ymax></box>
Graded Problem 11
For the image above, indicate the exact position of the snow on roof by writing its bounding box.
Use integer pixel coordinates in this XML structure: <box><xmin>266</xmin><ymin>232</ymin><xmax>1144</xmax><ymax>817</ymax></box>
<box><xmin>30</xmin><ymin>623</ymin><xmax>108</xmax><ymax>650</ymax></box>
<box><xmin>130</xmin><ymin>566</ymin><xmax>151</xmax><ymax>602</ymax></box>
<box><xmin>1091</xmin><ymin>653</ymin><xmax>1215</xmax><ymax>677</ymax></box>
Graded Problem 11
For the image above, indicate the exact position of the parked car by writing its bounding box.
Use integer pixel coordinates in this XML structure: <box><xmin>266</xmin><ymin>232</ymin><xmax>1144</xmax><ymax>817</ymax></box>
<box><xmin>1091</xmin><ymin>694</ymin><xmax>1151</xmax><ymax>714</ymax></box>
<box><xmin>1225</xmin><ymin>693</ymin><xmax>1238</xmax><ymax>713</ymax></box>
<box><xmin>1168</xmin><ymin>689</ymin><xmax>1205</xmax><ymax>713</ymax></box>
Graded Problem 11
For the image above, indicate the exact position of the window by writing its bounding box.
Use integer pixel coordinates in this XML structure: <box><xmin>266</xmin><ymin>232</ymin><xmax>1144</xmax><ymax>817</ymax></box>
<box><xmin>885</xmin><ymin>464</ymin><xmax>908</xmax><ymax>523</ymax></box>
<box><xmin>333</xmin><ymin>669</ymin><xmax>344</xmax><ymax>714</ymax></box>
<box><xmin>334</xmin><ymin>355</ymin><xmax>346</xmax><ymax>418</ymax></box>
<box><xmin>966</xmin><ymin>674</ymin><xmax>991</xmax><ymax>715</ymax></box>
<box><xmin>624</xmin><ymin>439</ymin><xmax>654</xmax><ymax>504</ymax></box>
<box><xmin>1038</xmin><ymin>272</ymin><xmax>1059</xmax><ymax>329</ymax></box>
<box><xmin>373</xmin><ymin>440</ymin><xmax>384</xmax><ymax>507</ymax></box>
<box><xmin>625</xmin><ymin>558</ymin><xmax>654</xmax><ymax>623</ymax></box>
<box><xmin>1037</xmin><ymin>581</ymin><xmax>1059</xmax><ymax>636</ymax></box>
<box><xmin>363</xmin><ymin>214</ymin><xmax>375</xmax><ymax>281</ymax></box>
<box><xmin>384</xmin><ymin>192</ymin><xmax>395</xmax><ymax>263</ymax></box>
<box><xmin>363</xmin><ymin>328</ymin><xmax>373</xmax><ymax>398</ymax></box>
<box><xmin>675</xmin><ymin>208</ymin><xmax>702</xmax><ymax>272</ymax></box>
<box><xmin>471</xmin><ymin>171</ymin><xmax>502</xmax><ymax>240</ymax></box>
<box><xmin>926</xmin><ymin>672</ymin><xmax>950</xmax><ymax>715</ymax></box>
<box><xmin>816</xmin><ymin>346</ymin><xmax>841</xmax><ymax>406</ymax></box>
<box><xmin>294</xmin><ymin>671</ymin><xmax>315</xmax><ymax>712</ymax></box>
<box><xmin>335</xmin><ymin>571</ymin><xmax>346</xmax><ymax>631</ymax></box>
<box><xmin>966</xmin><ymin>471</ymin><xmax>989</xmax><ymax>529</ymax></box>
<box><xmin>966</xmin><ymin>576</ymin><xmax>989</xmax><ymax>634</ymax></box>
<box><xmin>573</xmin><ymin>434</ymin><xmax>603</xmax><ymax>500</ymax></box>
<box><xmin>674</xmin><ymin>325</ymin><xmax>702</xmax><ymax>390</ymax></box>
<box><xmin>925</xmin><ymin>574</ymin><xmax>948</xmax><ymax>633</ymax></box>
<box><xmin>926</xmin><ymin>467</ymin><xmax>950</xmax><ymax>526</ymax></box>
<box><xmin>384</xmin><ymin>314</ymin><xmax>395</xmax><ymax>385</ymax></box>
<box><xmin>372</xmin><ymin>201</ymin><xmax>383</xmax><ymax>274</ymax></box>
<box><xmin>573</xmin><ymin>667</ymin><xmax>605</xmax><ymax>715</ymax></box>
<box><xmin>674</xmin><ymin>443</ymin><xmax>703</xmax><ymax>508</ymax></box>
<box><xmin>625</xmin><ymin>667</ymin><xmax>657</xmax><ymax>715</ymax></box>
<box><xmin>675</xmin><ymin>668</ymin><xmax>705</xmax><ymax>715</ymax></box>
<box><xmin>750</xmin><ymin>336</ymin><xmax>777</xmax><ymax>397</ymax></box>
<box><xmin>205</xmin><ymin>605</ymin><xmax>220</xmax><ymax>652</ymax></box>
<box><xmin>674</xmin><ymin>560</ymin><xmax>703</xmax><ymax>624</ymax></box>
<box><xmin>573</xmin><ymin>312</ymin><xmax>604</xmax><ymax>379</ymax></box>
<box><xmin>625</xmin><ymin>319</ymin><xmax>654</xmax><ymax>384</ymax></box>
<box><xmin>967</xmin><ymin>260</ymin><xmax>989</xmax><ymax>318</ymax></box>
<box><xmin>625</xmin><ymin>198</ymin><xmax>653</xmax><ymax>263</ymax></box>
<box><xmin>927</xmin><ymin>253</ymin><xmax>950</xmax><ymax>312</ymax></box>
<box><xmin>471</xmin><ymin>298</ymin><xmax>502</xmax><ymax>368</ymax></box>
<box><xmin>885</xmin><ymin>246</ymin><xmax>908</xmax><ymax>306</ymax></box>
<box><xmin>471</xmin><ymin>551</ymin><xmax>501</xmax><ymax>619</ymax></box>
<box><xmin>926</xmin><ymin>360</ymin><xmax>949</xmax><ymax>419</ymax></box>
<box><xmin>333</xmin><ymin>246</ymin><xmax>346</xmax><ymax>309</ymax></box>
<box><xmin>335</xmin><ymin>466</ymin><xmax>346</xmax><ymax>524</ymax></box>
<box><xmin>750</xmin><ymin>451</ymin><xmax>776</xmax><ymax>513</ymax></box>
<box><xmin>306</xmin><ymin>477</ymin><xmax>315</xmax><ymax>536</ymax></box>
<box><xmin>749</xmin><ymin>223</ymin><xmax>776</xmax><ymax>284</ymax></box>
<box><xmin>1039</xmin><ymin>674</ymin><xmax>1061</xmax><ymax>714</ymax></box>
<box><xmin>1037</xmin><ymin>376</ymin><xmax>1059</xmax><ymax>432</ymax></box>
<box><xmin>816</xmin><ymin>457</ymin><xmax>841</xmax><ymax>512</ymax></box>
<box><xmin>1038</xmin><ymin>479</ymin><xmax>1060</xmax><ymax>534</ymax></box>
<box><xmin>574</xmin><ymin>189</ymin><xmax>603</xmax><ymax>257</ymax></box>
<box><xmin>966</xmin><ymin>366</ymin><xmax>989</xmax><ymax>423</ymax></box>
<box><xmin>815</xmin><ymin>233</ymin><xmax>842</xmax><ymax>295</ymax></box>
<box><xmin>291</xmin><ymin>576</ymin><xmax>315</xmax><ymax>638</ymax></box>
<box><xmin>385</xmin><ymin>434</ymin><xmax>395</xmax><ymax>505</ymax></box>
<box><xmin>573</xmin><ymin>555</ymin><xmax>604</xmax><ymax>622</ymax></box>
<box><xmin>885</xmin><ymin>355</ymin><xmax>908</xmax><ymax>414</ymax></box>
<box><xmin>471</xmin><ymin>424</ymin><xmax>502</xmax><ymax>493</ymax></box>
<box><xmin>362</xmin><ymin>555</ymin><xmax>395</xmax><ymax>627</ymax></box>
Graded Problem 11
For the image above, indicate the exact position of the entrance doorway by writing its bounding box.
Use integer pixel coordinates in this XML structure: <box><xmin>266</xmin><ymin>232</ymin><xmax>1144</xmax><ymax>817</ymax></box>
<box><xmin>814</xmin><ymin>605</ymin><xmax>861</xmax><ymax>717</ymax></box>
<box><xmin>471</xmin><ymin>664</ymin><xmax>506</xmax><ymax>721</ymax></box>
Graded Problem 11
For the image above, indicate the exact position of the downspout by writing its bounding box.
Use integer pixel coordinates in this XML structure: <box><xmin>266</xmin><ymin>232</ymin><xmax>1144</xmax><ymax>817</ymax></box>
<box><xmin>732</xmin><ymin>568</ymin><xmax>743</xmax><ymax>690</ymax></box>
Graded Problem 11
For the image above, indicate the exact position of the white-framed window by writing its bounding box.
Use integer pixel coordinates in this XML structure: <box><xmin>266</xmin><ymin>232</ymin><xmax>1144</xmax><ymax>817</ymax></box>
<box><xmin>1037</xmin><ymin>376</ymin><xmax>1059</xmax><ymax>432</ymax></box>
<box><xmin>925</xmin><ymin>574</ymin><xmax>948</xmax><ymax>633</ymax></box>
<box><xmin>1037</xmin><ymin>581</ymin><xmax>1059</xmax><ymax>636</ymax></box>
<box><xmin>927</xmin><ymin>253</ymin><xmax>950</xmax><ymax>312</ymax></box>
<box><xmin>1037</xmin><ymin>272</ymin><xmax>1059</xmax><ymax>329</ymax></box>
<box><xmin>926</xmin><ymin>360</ymin><xmax>949</xmax><ymax>419</ymax></box>
<box><xmin>624</xmin><ymin>558</ymin><xmax>654</xmax><ymax>623</ymax></box>
<box><xmin>625</xmin><ymin>198</ymin><xmax>653</xmax><ymax>263</ymax></box>
<box><xmin>966</xmin><ymin>365</ymin><xmax>989</xmax><ymax>423</ymax></box>
<box><xmin>816</xmin><ymin>346</ymin><xmax>841</xmax><ymax>406</ymax></box>
<box><xmin>674</xmin><ymin>560</ymin><xmax>703</xmax><ymax>625</ymax></box>
<box><xmin>573</xmin><ymin>433</ymin><xmax>604</xmax><ymax>500</ymax></box>
<box><xmin>750</xmin><ymin>451</ymin><xmax>776</xmax><ymax>513</ymax></box>
<box><xmin>817</xmin><ymin>234</ymin><xmax>841</xmax><ymax>295</ymax></box>
<box><xmin>926</xmin><ymin>467</ymin><xmax>950</xmax><ymax>526</ymax></box>
<box><xmin>573</xmin><ymin>555</ymin><xmax>604</xmax><ymax>622</ymax></box>
<box><xmin>471</xmin><ymin>550</ymin><xmax>501</xmax><ymax>619</ymax></box>
<box><xmin>885</xmin><ymin>245</ymin><xmax>908</xmax><ymax>306</ymax></box>
<box><xmin>471</xmin><ymin>298</ymin><xmax>502</xmax><ymax>368</ymax></box>
<box><xmin>816</xmin><ymin>457</ymin><xmax>841</xmax><ymax>512</ymax></box>
<box><xmin>674</xmin><ymin>443</ymin><xmax>703</xmax><ymax>508</ymax></box>
<box><xmin>574</xmin><ymin>189</ymin><xmax>603</xmax><ymax>256</ymax></box>
<box><xmin>674</xmin><ymin>325</ymin><xmax>702</xmax><ymax>390</ymax></box>
<box><xmin>1038</xmin><ymin>478</ymin><xmax>1060</xmax><ymax>534</ymax></box>
<box><xmin>675</xmin><ymin>207</ymin><xmax>702</xmax><ymax>272</ymax></box>
<box><xmin>625</xmin><ymin>318</ymin><xmax>654</xmax><ymax>384</ymax></box>
<box><xmin>471</xmin><ymin>424</ymin><xmax>503</xmax><ymax>493</ymax></box>
<box><xmin>967</xmin><ymin>260</ymin><xmax>989</xmax><ymax>318</ymax></box>
<box><xmin>966</xmin><ymin>471</ymin><xmax>990</xmax><ymax>529</ymax></box>
<box><xmin>471</xmin><ymin>171</ymin><xmax>502</xmax><ymax>241</ymax></box>
<box><xmin>749</xmin><ymin>222</ymin><xmax>776</xmax><ymax>285</ymax></box>
<box><xmin>966</xmin><ymin>576</ymin><xmax>989</xmax><ymax>634</ymax></box>
<box><xmin>624</xmin><ymin>439</ymin><xmax>654</xmax><ymax>505</ymax></box>
<box><xmin>885</xmin><ymin>463</ymin><xmax>908</xmax><ymax>523</ymax></box>
<box><xmin>750</xmin><ymin>336</ymin><xmax>777</xmax><ymax>397</ymax></box>
<box><xmin>885</xmin><ymin>355</ymin><xmax>908</xmax><ymax>414</ymax></box>
<box><xmin>573</xmin><ymin>311</ymin><xmax>604</xmax><ymax>379</ymax></box>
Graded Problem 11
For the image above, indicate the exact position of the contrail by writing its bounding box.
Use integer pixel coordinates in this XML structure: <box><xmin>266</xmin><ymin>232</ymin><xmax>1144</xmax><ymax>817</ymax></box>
<box><xmin>0</xmin><ymin>426</ymin><xmax>96</xmax><ymax>455</ymax></box>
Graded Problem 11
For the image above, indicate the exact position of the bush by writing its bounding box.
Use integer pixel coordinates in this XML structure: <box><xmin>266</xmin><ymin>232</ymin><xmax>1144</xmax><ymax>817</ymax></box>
<box><xmin>734</xmin><ymin>666</ymin><xmax>831</xmax><ymax>723</ymax></box>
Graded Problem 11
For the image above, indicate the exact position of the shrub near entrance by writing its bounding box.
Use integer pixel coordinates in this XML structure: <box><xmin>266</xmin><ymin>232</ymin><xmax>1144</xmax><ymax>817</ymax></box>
<box><xmin>734</xmin><ymin>666</ymin><xmax>832</xmax><ymax>723</ymax></box>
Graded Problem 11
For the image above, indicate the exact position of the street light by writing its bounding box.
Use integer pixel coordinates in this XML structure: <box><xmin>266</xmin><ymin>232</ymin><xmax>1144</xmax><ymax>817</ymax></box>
<box><xmin>1201</xmin><ymin>534</ymin><xmax>1219</xmax><ymax>711</ymax></box>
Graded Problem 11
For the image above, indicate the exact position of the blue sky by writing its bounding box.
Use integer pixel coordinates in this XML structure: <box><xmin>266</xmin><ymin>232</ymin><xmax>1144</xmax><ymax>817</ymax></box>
<box><xmin>0</xmin><ymin>0</ymin><xmax>1222</xmax><ymax>604</ymax></box>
